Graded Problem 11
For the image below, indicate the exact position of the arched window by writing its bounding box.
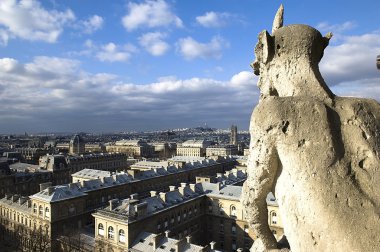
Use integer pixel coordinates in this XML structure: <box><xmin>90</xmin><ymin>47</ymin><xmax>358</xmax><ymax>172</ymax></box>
<box><xmin>39</xmin><ymin>205</ymin><xmax>43</xmax><ymax>215</ymax></box>
<box><xmin>230</xmin><ymin>205</ymin><xmax>237</xmax><ymax>217</ymax></box>
<box><xmin>119</xmin><ymin>229</ymin><xmax>125</xmax><ymax>243</ymax></box>
<box><xmin>45</xmin><ymin>207</ymin><xmax>50</xmax><ymax>217</ymax></box>
<box><xmin>108</xmin><ymin>226</ymin><xmax>114</xmax><ymax>239</ymax></box>
<box><xmin>98</xmin><ymin>223</ymin><xmax>104</xmax><ymax>236</ymax></box>
<box><xmin>33</xmin><ymin>203</ymin><xmax>37</xmax><ymax>213</ymax></box>
<box><xmin>271</xmin><ymin>211</ymin><xmax>277</xmax><ymax>224</ymax></box>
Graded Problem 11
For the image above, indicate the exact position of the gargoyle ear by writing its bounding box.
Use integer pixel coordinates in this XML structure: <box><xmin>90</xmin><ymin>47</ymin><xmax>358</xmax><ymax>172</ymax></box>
<box><xmin>256</xmin><ymin>30</ymin><xmax>274</xmax><ymax>64</ymax></box>
<box><xmin>323</xmin><ymin>32</ymin><xmax>333</xmax><ymax>49</ymax></box>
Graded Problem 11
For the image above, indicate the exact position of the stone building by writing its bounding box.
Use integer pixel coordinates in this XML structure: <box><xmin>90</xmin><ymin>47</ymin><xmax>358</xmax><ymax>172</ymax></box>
<box><xmin>69</xmin><ymin>135</ymin><xmax>85</xmax><ymax>155</ymax></box>
<box><xmin>206</xmin><ymin>145</ymin><xmax>238</xmax><ymax>157</ymax></box>
<box><xmin>176</xmin><ymin>140</ymin><xmax>212</xmax><ymax>157</ymax></box>
<box><xmin>91</xmin><ymin>169</ymin><xmax>283</xmax><ymax>252</ymax></box>
<box><xmin>85</xmin><ymin>143</ymin><xmax>106</xmax><ymax>153</ymax></box>
<box><xmin>13</xmin><ymin>147</ymin><xmax>49</xmax><ymax>164</ymax></box>
<box><xmin>106</xmin><ymin>140</ymin><xmax>154</xmax><ymax>158</ymax></box>
<box><xmin>0</xmin><ymin>163</ymin><xmax>52</xmax><ymax>199</ymax></box>
<box><xmin>0</xmin><ymin>156</ymin><xmax>235</xmax><ymax>250</ymax></box>
<box><xmin>39</xmin><ymin>153</ymin><xmax>130</xmax><ymax>185</ymax></box>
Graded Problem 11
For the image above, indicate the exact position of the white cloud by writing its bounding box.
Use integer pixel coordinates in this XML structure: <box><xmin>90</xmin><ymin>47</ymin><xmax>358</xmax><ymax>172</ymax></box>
<box><xmin>196</xmin><ymin>12</ymin><xmax>231</xmax><ymax>28</ymax></box>
<box><xmin>230</xmin><ymin>71</ymin><xmax>257</xmax><ymax>88</ymax></box>
<box><xmin>96</xmin><ymin>43</ymin><xmax>137</xmax><ymax>62</ymax></box>
<box><xmin>320</xmin><ymin>32</ymin><xmax>380</xmax><ymax>86</ymax></box>
<box><xmin>0</xmin><ymin>56</ymin><xmax>258</xmax><ymax>132</ymax></box>
<box><xmin>177</xmin><ymin>36</ymin><xmax>228</xmax><ymax>60</ymax></box>
<box><xmin>317</xmin><ymin>21</ymin><xmax>356</xmax><ymax>34</ymax></box>
<box><xmin>80</xmin><ymin>15</ymin><xmax>104</xmax><ymax>34</ymax></box>
<box><xmin>138</xmin><ymin>32</ymin><xmax>169</xmax><ymax>56</ymax></box>
<box><xmin>0</xmin><ymin>0</ymin><xmax>75</xmax><ymax>45</ymax></box>
<box><xmin>122</xmin><ymin>0</ymin><xmax>183</xmax><ymax>31</ymax></box>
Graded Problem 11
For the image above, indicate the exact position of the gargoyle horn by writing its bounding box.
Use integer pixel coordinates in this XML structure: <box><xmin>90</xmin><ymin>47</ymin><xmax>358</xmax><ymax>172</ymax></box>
<box><xmin>272</xmin><ymin>4</ymin><xmax>284</xmax><ymax>34</ymax></box>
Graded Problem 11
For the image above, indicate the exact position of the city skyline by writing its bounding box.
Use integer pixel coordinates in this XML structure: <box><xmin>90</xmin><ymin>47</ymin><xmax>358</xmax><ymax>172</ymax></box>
<box><xmin>1</xmin><ymin>0</ymin><xmax>380</xmax><ymax>133</ymax></box>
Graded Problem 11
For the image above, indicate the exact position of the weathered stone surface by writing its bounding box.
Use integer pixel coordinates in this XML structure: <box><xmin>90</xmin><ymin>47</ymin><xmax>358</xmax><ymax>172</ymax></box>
<box><xmin>242</xmin><ymin>5</ymin><xmax>380</xmax><ymax>252</ymax></box>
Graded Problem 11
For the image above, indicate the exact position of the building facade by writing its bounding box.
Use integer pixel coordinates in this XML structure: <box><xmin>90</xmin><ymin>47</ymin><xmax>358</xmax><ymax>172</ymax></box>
<box><xmin>91</xmin><ymin>170</ymin><xmax>283</xmax><ymax>252</ymax></box>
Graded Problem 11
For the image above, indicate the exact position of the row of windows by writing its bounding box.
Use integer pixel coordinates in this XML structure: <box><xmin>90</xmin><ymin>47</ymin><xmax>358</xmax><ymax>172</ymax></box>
<box><xmin>209</xmin><ymin>201</ymin><xmax>238</xmax><ymax>217</ymax></box>
<box><xmin>157</xmin><ymin>204</ymin><xmax>200</xmax><ymax>232</ymax></box>
<box><xmin>98</xmin><ymin>224</ymin><xmax>125</xmax><ymax>242</ymax></box>
<box><xmin>32</xmin><ymin>204</ymin><xmax>50</xmax><ymax>217</ymax></box>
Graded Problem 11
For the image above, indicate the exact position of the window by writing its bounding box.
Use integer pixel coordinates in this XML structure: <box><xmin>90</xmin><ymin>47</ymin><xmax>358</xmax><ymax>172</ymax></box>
<box><xmin>157</xmin><ymin>221</ymin><xmax>161</xmax><ymax>231</ymax></box>
<box><xmin>45</xmin><ymin>207</ymin><xmax>50</xmax><ymax>218</ymax></box>
<box><xmin>108</xmin><ymin>226</ymin><xmax>114</xmax><ymax>239</ymax></box>
<box><xmin>177</xmin><ymin>213</ymin><xmax>181</xmax><ymax>223</ymax></box>
<box><xmin>208</xmin><ymin>201</ymin><xmax>213</xmax><ymax>212</ymax></box>
<box><xmin>219</xmin><ymin>203</ymin><xmax>224</xmax><ymax>215</ymax></box>
<box><xmin>33</xmin><ymin>203</ymin><xmax>37</xmax><ymax>213</ymax></box>
<box><xmin>219</xmin><ymin>219</ymin><xmax>224</xmax><ymax>233</ymax></box>
<box><xmin>271</xmin><ymin>211</ymin><xmax>277</xmax><ymax>224</ymax></box>
<box><xmin>232</xmin><ymin>239</ymin><xmax>237</xmax><ymax>251</ymax></box>
<box><xmin>230</xmin><ymin>205</ymin><xmax>237</xmax><ymax>217</ymax></box>
<box><xmin>119</xmin><ymin>229</ymin><xmax>125</xmax><ymax>243</ymax></box>
<box><xmin>232</xmin><ymin>224</ymin><xmax>236</xmax><ymax>234</ymax></box>
<box><xmin>98</xmin><ymin>223</ymin><xmax>104</xmax><ymax>236</ymax></box>
<box><xmin>171</xmin><ymin>215</ymin><xmax>175</xmax><ymax>224</ymax></box>
<box><xmin>39</xmin><ymin>205</ymin><xmax>43</xmax><ymax>215</ymax></box>
<box><xmin>164</xmin><ymin>218</ymin><xmax>168</xmax><ymax>228</ymax></box>
<box><xmin>69</xmin><ymin>204</ymin><xmax>76</xmax><ymax>214</ymax></box>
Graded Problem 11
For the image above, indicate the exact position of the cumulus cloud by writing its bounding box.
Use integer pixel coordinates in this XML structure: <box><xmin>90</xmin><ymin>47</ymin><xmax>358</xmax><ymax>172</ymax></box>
<box><xmin>79</xmin><ymin>15</ymin><xmax>104</xmax><ymax>34</ymax></box>
<box><xmin>320</xmin><ymin>32</ymin><xmax>380</xmax><ymax>86</ymax></box>
<box><xmin>196</xmin><ymin>12</ymin><xmax>231</xmax><ymax>28</ymax></box>
<box><xmin>96</xmin><ymin>43</ymin><xmax>137</xmax><ymax>62</ymax></box>
<box><xmin>122</xmin><ymin>0</ymin><xmax>183</xmax><ymax>31</ymax></box>
<box><xmin>138</xmin><ymin>32</ymin><xmax>169</xmax><ymax>56</ymax></box>
<box><xmin>0</xmin><ymin>0</ymin><xmax>75</xmax><ymax>45</ymax></box>
<box><xmin>0</xmin><ymin>56</ymin><xmax>258</xmax><ymax>132</ymax></box>
<box><xmin>177</xmin><ymin>36</ymin><xmax>229</xmax><ymax>60</ymax></box>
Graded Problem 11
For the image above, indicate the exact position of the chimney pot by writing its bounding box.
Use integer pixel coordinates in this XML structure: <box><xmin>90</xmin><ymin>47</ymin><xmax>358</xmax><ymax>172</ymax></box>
<box><xmin>210</xmin><ymin>241</ymin><xmax>216</xmax><ymax>250</ymax></box>
<box><xmin>150</xmin><ymin>191</ymin><xmax>157</xmax><ymax>197</ymax></box>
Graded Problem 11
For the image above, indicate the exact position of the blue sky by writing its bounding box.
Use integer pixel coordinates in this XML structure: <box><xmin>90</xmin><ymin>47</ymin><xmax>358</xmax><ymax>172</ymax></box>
<box><xmin>0</xmin><ymin>0</ymin><xmax>379</xmax><ymax>133</ymax></box>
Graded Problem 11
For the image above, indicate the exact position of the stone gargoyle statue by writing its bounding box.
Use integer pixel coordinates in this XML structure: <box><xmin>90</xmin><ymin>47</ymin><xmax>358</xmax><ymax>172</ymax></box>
<box><xmin>242</xmin><ymin>4</ymin><xmax>380</xmax><ymax>252</ymax></box>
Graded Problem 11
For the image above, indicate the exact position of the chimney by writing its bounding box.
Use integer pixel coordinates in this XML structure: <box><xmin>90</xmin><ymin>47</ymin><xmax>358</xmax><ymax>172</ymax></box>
<box><xmin>216</xmin><ymin>173</ymin><xmax>223</xmax><ymax>178</ymax></box>
<box><xmin>165</xmin><ymin>230</ymin><xmax>170</xmax><ymax>238</ymax></box>
<box><xmin>152</xmin><ymin>233</ymin><xmax>164</xmax><ymax>249</ymax></box>
<box><xmin>18</xmin><ymin>197</ymin><xmax>26</xmax><ymax>205</ymax></box>
<box><xmin>100</xmin><ymin>177</ymin><xmax>106</xmax><ymax>184</ymax></box>
<box><xmin>11</xmin><ymin>195</ymin><xmax>19</xmax><ymax>202</ymax></box>
<box><xmin>189</xmin><ymin>183</ymin><xmax>196</xmax><ymax>192</ymax></box>
<box><xmin>80</xmin><ymin>180</ymin><xmax>86</xmax><ymax>188</ymax></box>
<box><xmin>175</xmin><ymin>238</ymin><xmax>186</xmax><ymax>252</ymax></box>
<box><xmin>39</xmin><ymin>182</ymin><xmax>52</xmax><ymax>192</ymax></box>
<box><xmin>47</xmin><ymin>187</ymin><xmax>54</xmax><ymax>195</ymax></box>
<box><xmin>159</xmin><ymin>192</ymin><xmax>166</xmax><ymax>202</ymax></box>
<box><xmin>178</xmin><ymin>183</ymin><xmax>187</xmax><ymax>196</ymax></box>
<box><xmin>150</xmin><ymin>191</ymin><xmax>157</xmax><ymax>197</ymax></box>
<box><xmin>210</xmin><ymin>241</ymin><xmax>216</xmax><ymax>250</ymax></box>
<box><xmin>237</xmin><ymin>249</ymin><xmax>243</xmax><ymax>252</ymax></box>
<box><xmin>68</xmin><ymin>183</ymin><xmax>76</xmax><ymax>190</ymax></box>
<box><xmin>130</xmin><ymin>193</ymin><xmax>139</xmax><ymax>200</ymax></box>
<box><xmin>134</xmin><ymin>202</ymin><xmax>148</xmax><ymax>217</ymax></box>
<box><xmin>186</xmin><ymin>235</ymin><xmax>191</xmax><ymax>244</ymax></box>
<box><xmin>109</xmin><ymin>199</ymin><xmax>118</xmax><ymax>210</ymax></box>
<box><xmin>169</xmin><ymin>186</ymin><xmax>176</xmax><ymax>191</ymax></box>
<box><xmin>27</xmin><ymin>199</ymin><xmax>31</xmax><ymax>208</ymax></box>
